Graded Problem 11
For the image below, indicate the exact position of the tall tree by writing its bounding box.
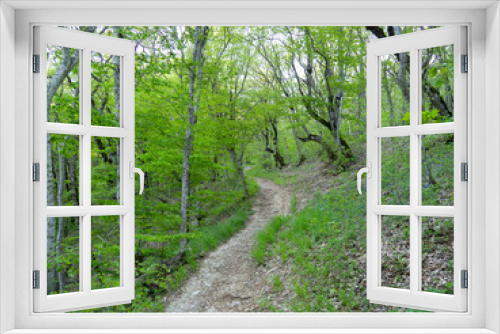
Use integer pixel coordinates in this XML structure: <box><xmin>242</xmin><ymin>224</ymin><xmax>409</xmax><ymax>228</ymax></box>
<box><xmin>179</xmin><ymin>26</ymin><xmax>210</xmax><ymax>254</ymax></box>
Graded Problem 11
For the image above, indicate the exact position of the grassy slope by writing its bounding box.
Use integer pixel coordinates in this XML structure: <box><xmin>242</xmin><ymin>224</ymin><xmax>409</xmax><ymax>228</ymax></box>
<box><xmin>250</xmin><ymin>135</ymin><xmax>454</xmax><ymax>312</ymax></box>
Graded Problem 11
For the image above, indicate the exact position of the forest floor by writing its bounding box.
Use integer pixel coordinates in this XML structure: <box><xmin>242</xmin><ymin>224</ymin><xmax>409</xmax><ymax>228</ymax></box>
<box><xmin>164</xmin><ymin>177</ymin><xmax>292</xmax><ymax>312</ymax></box>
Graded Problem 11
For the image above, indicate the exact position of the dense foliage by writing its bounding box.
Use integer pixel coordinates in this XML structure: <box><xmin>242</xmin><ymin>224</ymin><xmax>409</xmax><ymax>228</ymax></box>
<box><xmin>45</xmin><ymin>25</ymin><xmax>454</xmax><ymax>312</ymax></box>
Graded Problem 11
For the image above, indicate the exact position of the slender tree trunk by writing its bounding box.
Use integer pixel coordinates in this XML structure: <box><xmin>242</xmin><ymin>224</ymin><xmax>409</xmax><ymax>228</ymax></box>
<box><xmin>46</xmin><ymin>136</ymin><xmax>57</xmax><ymax>293</ymax></box>
<box><xmin>288</xmin><ymin>116</ymin><xmax>305</xmax><ymax>165</ymax></box>
<box><xmin>270</xmin><ymin>119</ymin><xmax>286</xmax><ymax>169</ymax></box>
<box><xmin>56</xmin><ymin>143</ymin><xmax>66</xmax><ymax>292</ymax></box>
<box><xmin>211</xmin><ymin>155</ymin><xmax>218</xmax><ymax>181</ymax></box>
<box><xmin>69</xmin><ymin>155</ymin><xmax>78</xmax><ymax>206</ymax></box>
<box><xmin>179</xmin><ymin>26</ymin><xmax>209</xmax><ymax>254</ymax></box>
<box><xmin>263</xmin><ymin>125</ymin><xmax>285</xmax><ymax>169</ymax></box>
<box><xmin>228</xmin><ymin>147</ymin><xmax>249</xmax><ymax>199</ymax></box>
<box><xmin>382</xmin><ymin>66</ymin><xmax>395</xmax><ymax>126</ymax></box>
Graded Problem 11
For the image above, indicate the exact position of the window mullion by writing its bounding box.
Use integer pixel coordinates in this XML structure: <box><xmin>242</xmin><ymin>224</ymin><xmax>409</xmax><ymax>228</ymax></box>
<box><xmin>409</xmin><ymin>47</ymin><xmax>420</xmax><ymax>294</ymax></box>
<box><xmin>82</xmin><ymin>47</ymin><xmax>92</xmax><ymax>295</ymax></box>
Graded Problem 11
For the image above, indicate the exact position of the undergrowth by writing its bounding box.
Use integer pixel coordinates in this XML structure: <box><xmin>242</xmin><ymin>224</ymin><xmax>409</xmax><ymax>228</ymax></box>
<box><xmin>252</xmin><ymin>135</ymin><xmax>453</xmax><ymax>312</ymax></box>
<box><xmin>80</xmin><ymin>179</ymin><xmax>258</xmax><ymax>312</ymax></box>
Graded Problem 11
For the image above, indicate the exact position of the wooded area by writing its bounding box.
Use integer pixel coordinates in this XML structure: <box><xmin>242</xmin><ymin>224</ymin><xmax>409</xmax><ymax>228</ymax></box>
<box><xmin>45</xmin><ymin>26</ymin><xmax>454</xmax><ymax>312</ymax></box>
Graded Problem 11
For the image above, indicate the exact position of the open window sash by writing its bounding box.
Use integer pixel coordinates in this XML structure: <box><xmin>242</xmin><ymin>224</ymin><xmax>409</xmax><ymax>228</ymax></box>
<box><xmin>33</xmin><ymin>26</ymin><xmax>136</xmax><ymax>312</ymax></box>
<box><xmin>366</xmin><ymin>26</ymin><xmax>467</xmax><ymax>312</ymax></box>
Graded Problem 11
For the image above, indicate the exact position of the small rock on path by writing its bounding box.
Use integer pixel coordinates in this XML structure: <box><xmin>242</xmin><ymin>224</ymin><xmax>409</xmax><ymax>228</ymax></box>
<box><xmin>165</xmin><ymin>178</ymin><xmax>291</xmax><ymax>312</ymax></box>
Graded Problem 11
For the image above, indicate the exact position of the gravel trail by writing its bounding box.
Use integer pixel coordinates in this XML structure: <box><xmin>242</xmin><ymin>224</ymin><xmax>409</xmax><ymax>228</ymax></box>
<box><xmin>165</xmin><ymin>178</ymin><xmax>291</xmax><ymax>312</ymax></box>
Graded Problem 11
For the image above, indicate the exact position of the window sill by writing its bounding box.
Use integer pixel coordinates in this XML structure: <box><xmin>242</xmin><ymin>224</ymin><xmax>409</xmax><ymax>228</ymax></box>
<box><xmin>4</xmin><ymin>330</ymin><xmax>498</xmax><ymax>334</ymax></box>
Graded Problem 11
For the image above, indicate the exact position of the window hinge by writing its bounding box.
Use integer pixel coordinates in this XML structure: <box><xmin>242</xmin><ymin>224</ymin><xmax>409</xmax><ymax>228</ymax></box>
<box><xmin>461</xmin><ymin>54</ymin><xmax>468</xmax><ymax>73</ymax></box>
<box><xmin>33</xmin><ymin>54</ymin><xmax>40</xmax><ymax>73</ymax></box>
<box><xmin>461</xmin><ymin>270</ymin><xmax>468</xmax><ymax>289</ymax></box>
<box><xmin>33</xmin><ymin>163</ymin><xmax>40</xmax><ymax>182</ymax></box>
<box><xmin>33</xmin><ymin>270</ymin><xmax>40</xmax><ymax>289</ymax></box>
<box><xmin>461</xmin><ymin>162</ymin><xmax>468</xmax><ymax>181</ymax></box>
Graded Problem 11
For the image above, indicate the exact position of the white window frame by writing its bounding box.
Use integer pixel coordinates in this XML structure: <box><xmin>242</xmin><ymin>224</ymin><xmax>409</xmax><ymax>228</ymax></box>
<box><xmin>366</xmin><ymin>26</ymin><xmax>467</xmax><ymax>312</ymax></box>
<box><xmin>1</xmin><ymin>1</ymin><xmax>499</xmax><ymax>333</ymax></box>
<box><xmin>33</xmin><ymin>26</ymin><xmax>136</xmax><ymax>313</ymax></box>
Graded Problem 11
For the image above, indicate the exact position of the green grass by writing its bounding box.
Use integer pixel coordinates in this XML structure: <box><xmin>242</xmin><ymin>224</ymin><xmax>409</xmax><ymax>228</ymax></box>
<box><xmin>252</xmin><ymin>138</ymin><xmax>453</xmax><ymax>312</ymax></box>
<box><xmin>189</xmin><ymin>201</ymin><xmax>254</xmax><ymax>256</ymax></box>
<box><xmin>271</xmin><ymin>274</ymin><xmax>284</xmax><ymax>292</ymax></box>
<box><xmin>251</xmin><ymin>170</ymin><xmax>412</xmax><ymax>312</ymax></box>
<box><xmin>252</xmin><ymin>216</ymin><xmax>287</xmax><ymax>264</ymax></box>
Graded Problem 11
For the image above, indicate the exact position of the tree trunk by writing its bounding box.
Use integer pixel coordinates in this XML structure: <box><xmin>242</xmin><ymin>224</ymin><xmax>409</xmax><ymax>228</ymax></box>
<box><xmin>46</xmin><ymin>136</ymin><xmax>57</xmax><ymax>293</ymax></box>
<box><xmin>288</xmin><ymin>115</ymin><xmax>306</xmax><ymax>165</ymax></box>
<box><xmin>270</xmin><ymin>119</ymin><xmax>286</xmax><ymax>169</ymax></box>
<box><xmin>382</xmin><ymin>66</ymin><xmax>395</xmax><ymax>126</ymax></box>
<box><xmin>69</xmin><ymin>155</ymin><xmax>78</xmax><ymax>206</ymax></box>
<box><xmin>228</xmin><ymin>147</ymin><xmax>249</xmax><ymax>199</ymax></box>
<box><xmin>298</xmin><ymin>133</ymin><xmax>337</xmax><ymax>162</ymax></box>
<box><xmin>56</xmin><ymin>144</ymin><xmax>66</xmax><ymax>292</ymax></box>
<box><xmin>179</xmin><ymin>26</ymin><xmax>209</xmax><ymax>255</ymax></box>
<box><xmin>263</xmin><ymin>125</ymin><xmax>285</xmax><ymax>169</ymax></box>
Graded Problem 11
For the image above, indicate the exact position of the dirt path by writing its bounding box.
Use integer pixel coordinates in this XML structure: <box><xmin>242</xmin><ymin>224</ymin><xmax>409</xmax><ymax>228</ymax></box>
<box><xmin>165</xmin><ymin>178</ymin><xmax>291</xmax><ymax>312</ymax></box>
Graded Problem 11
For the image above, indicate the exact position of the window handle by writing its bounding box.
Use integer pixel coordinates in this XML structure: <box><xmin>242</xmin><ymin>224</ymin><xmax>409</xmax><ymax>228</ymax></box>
<box><xmin>129</xmin><ymin>162</ymin><xmax>145</xmax><ymax>195</ymax></box>
<box><xmin>357</xmin><ymin>162</ymin><xmax>371</xmax><ymax>195</ymax></box>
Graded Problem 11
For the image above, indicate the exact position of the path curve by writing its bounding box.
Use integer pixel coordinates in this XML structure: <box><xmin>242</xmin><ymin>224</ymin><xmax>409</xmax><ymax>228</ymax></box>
<box><xmin>165</xmin><ymin>178</ymin><xmax>291</xmax><ymax>312</ymax></box>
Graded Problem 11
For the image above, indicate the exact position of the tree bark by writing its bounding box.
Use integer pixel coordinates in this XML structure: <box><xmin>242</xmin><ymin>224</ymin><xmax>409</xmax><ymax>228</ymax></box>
<box><xmin>298</xmin><ymin>134</ymin><xmax>337</xmax><ymax>162</ymax></box>
<box><xmin>228</xmin><ymin>147</ymin><xmax>249</xmax><ymax>199</ymax></box>
<box><xmin>46</xmin><ymin>136</ymin><xmax>57</xmax><ymax>293</ymax></box>
<box><xmin>263</xmin><ymin>124</ymin><xmax>286</xmax><ymax>169</ymax></box>
<box><xmin>56</xmin><ymin>143</ymin><xmax>66</xmax><ymax>292</ymax></box>
<box><xmin>179</xmin><ymin>26</ymin><xmax>209</xmax><ymax>255</ymax></box>
<box><xmin>288</xmin><ymin>116</ymin><xmax>306</xmax><ymax>165</ymax></box>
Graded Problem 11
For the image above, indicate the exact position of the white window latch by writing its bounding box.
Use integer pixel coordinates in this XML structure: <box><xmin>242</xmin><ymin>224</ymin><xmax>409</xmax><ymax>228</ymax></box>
<box><xmin>129</xmin><ymin>161</ymin><xmax>145</xmax><ymax>195</ymax></box>
<box><xmin>357</xmin><ymin>162</ymin><xmax>372</xmax><ymax>195</ymax></box>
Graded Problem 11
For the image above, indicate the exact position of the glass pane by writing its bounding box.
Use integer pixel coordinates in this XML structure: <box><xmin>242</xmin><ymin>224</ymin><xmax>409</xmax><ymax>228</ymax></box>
<box><xmin>421</xmin><ymin>217</ymin><xmax>454</xmax><ymax>294</ymax></box>
<box><xmin>91</xmin><ymin>216</ymin><xmax>120</xmax><ymax>290</ymax></box>
<box><xmin>421</xmin><ymin>134</ymin><xmax>454</xmax><ymax>206</ymax></box>
<box><xmin>380</xmin><ymin>52</ymin><xmax>410</xmax><ymax>127</ymax></box>
<box><xmin>421</xmin><ymin>45</ymin><xmax>454</xmax><ymax>124</ymax></box>
<box><xmin>47</xmin><ymin>134</ymin><xmax>80</xmax><ymax>206</ymax></box>
<box><xmin>47</xmin><ymin>216</ymin><xmax>80</xmax><ymax>294</ymax></box>
<box><xmin>47</xmin><ymin>45</ymin><xmax>80</xmax><ymax>124</ymax></box>
<box><xmin>91</xmin><ymin>137</ymin><xmax>120</xmax><ymax>205</ymax></box>
<box><xmin>381</xmin><ymin>137</ymin><xmax>410</xmax><ymax>205</ymax></box>
<box><xmin>91</xmin><ymin>52</ymin><xmax>121</xmax><ymax>127</ymax></box>
<box><xmin>381</xmin><ymin>215</ymin><xmax>410</xmax><ymax>289</ymax></box>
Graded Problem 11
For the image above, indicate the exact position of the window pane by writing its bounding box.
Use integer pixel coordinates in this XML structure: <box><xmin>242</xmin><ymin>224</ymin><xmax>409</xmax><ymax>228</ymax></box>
<box><xmin>47</xmin><ymin>134</ymin><xmax>80</xmax><ymax>206</ymax></box>
<box><xmin>380</xmin><ymin>52</ymin><xmax>410</xmax><ymax>127</ymax></box>
<box><xmin>381</xmin><ymin>215</ymin><xmax>410</xmax><ymax>290</ymax></box>
<box><xmin>381</xmin><ymin>137</ymin><xmax>410</xmax><ymax>205</ymax></box>
<box><xmin>47</xmin><ymin>216</ymin><xmax>80</xmax><ymax>294</ymax></box>
<box><xmin>47</xmin><ymin>45</ymin><xmax>80</xmax><ymax>124</ymax></box>
<box><xmin>421</xmin><ymin>217</ymin><xmax>454</xmax><ymax>295</ymax></box>
<box><xmin>91</xmin><ymin>216</ymin><xmax>120</xmax><ymax>290</ymax></box>
<box><xmin>421</xmin><ymin>45</ymin><xmax>454</xmax><ymax>124</ymax></box>
<box><xmin>91</xmin><ymin>52</ymin><xmax>121</xmax><ymax>127</ymax></box>
<box><xmin>421</xmin><ymin>134</ymin><xmax>454</xmax><ymax>206</ymax></box>
<box><xmin>91</xmin><ymin>137</ymin><xmax>120</xmax><ymax>205</ymax></box>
